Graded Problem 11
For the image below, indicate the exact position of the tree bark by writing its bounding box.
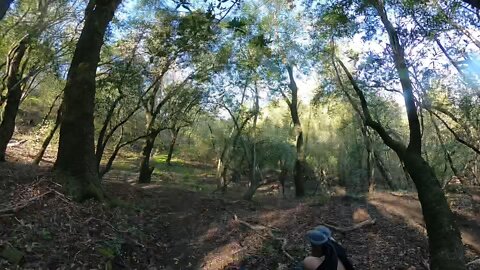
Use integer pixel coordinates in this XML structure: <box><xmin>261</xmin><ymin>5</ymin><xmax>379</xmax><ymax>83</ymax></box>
<box><xmin>286</xmin><ymin>65</ymin><xmax>306</xmax><ymax>197</ymax></box>
<box><xmin>54</xmin><ymin>0</ymin><xmax>122</xmax><ymax>201</ymax></box>
<box><xmin>0</xmin><ymin>0</ymin><xmax>14</xmax><ymax>21</ymax></box>
<box><xmin>33</xmin><ymin>105</ymin><xmax>62</xmax><ymax>165</ymax></box>
<box><xmin>0</xmin><ymin>35</ymin><xmax>29</xmax><ymax>161</ymax></box>
<box><xmin>373</xmin><ymin>150</ymin><xmax>395</xmax><ymax>190</ymax></box>
<box><xmin>138</xmin><ymin>129</ymin><xmax>160</xmax><ymax>183</ymax></box>
<box><xmin>243</xmin><ymin>80</ymin><xmax>260</xmax><ymax>200</ymax></box>
<box><xmin>166</xmin><ymin>126</ymin><xmax>181</xmax><ymax>166</ymax></box>
<box><xmin>336</xmin><ymin>2</ymin><xmax>466</xmax><ymax>260</ymax></box>
<box><xmin>403</xmin><ymin>152</ymin><xmax>466</xmax><ymax>270</ymax></box>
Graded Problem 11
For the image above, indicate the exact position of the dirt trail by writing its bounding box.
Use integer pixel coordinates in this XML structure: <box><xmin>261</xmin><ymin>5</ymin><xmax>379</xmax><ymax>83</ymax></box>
<box><xmin>369</xmin><ymin>191</ymin><xmax>480</xmax><ymax>255</ymax></box>
<box><xmin>0</xmin><ymin>162</ymin><xmax>479</xmax><ymax>269</ymax></box>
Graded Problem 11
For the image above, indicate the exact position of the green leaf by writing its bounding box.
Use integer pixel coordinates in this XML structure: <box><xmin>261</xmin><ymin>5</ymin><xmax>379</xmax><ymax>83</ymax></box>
<box><xmin>97</xmin><ymin>247</ymin><xmax>115</xmax><ymax>259</ymax></box>
<box><xmin>0</xmin><ymin>245</ymin><xmax>25</xmax><ymax>265</ymax></box>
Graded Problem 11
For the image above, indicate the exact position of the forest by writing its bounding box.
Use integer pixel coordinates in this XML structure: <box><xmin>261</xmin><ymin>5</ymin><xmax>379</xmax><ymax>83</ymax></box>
<box><xmin>0</xmin><ymin>0</ymin><xmax>479</xmax><ymax>269</ymax></box>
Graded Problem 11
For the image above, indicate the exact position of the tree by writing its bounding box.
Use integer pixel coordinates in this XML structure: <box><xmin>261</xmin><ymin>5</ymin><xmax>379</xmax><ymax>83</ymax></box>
<box><xmin>137</xmin><ymin>10</ymin><xmax>217</xmax><ymax>183</ymax></box>
<box><xmin>0</xmin><ymin>0</ymin><xmax>52</xmax><ymax>161</ymax></box>
<box><xmin>310</xmin><ymin>0</ymin><xmax>467</xmax><ymax>268</ymax></box>
<box><xmin>284</xmin><ymin>66</ymin><xmax>307</xmax><ymax>197</ymax></box>
<box><xmin>94</xmin><ymin>33</ymin><xmax>146</xmax><ymax>174</ymax></box>
<box><xmin>0</xmin><ymin>35</ymin><xmax>29</xmax><ymax>161</ymax></box>
<box><xmin>54</xmin><ymin>0</ymin><xmax>122</xmax><ymax>200</ymax></box>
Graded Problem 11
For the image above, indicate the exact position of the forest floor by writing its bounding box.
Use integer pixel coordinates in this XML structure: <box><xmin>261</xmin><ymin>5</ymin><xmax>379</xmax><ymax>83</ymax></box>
<box><xmin>0</xmin><ymin>143</ymin><xmax>479</xmax><ymax>269</ymax></box>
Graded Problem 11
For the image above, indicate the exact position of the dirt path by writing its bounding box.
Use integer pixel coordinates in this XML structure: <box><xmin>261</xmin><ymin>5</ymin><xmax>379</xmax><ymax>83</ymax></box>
<box><xmin>1</xmin><ymin>162</ymin><xmax>479</xmax><ymax>269</ymax></box>
<box><xmin>369</xmin><ymin>191</ymin><xmax>480</xmax><ymax>256</ymax></box>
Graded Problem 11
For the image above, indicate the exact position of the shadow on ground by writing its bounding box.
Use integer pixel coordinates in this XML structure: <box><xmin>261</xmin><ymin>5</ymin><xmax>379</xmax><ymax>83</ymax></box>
<box><xmin>1</xmin><ymin>159</ymin><xmax>479</xmax><ymax>269</ymax></box>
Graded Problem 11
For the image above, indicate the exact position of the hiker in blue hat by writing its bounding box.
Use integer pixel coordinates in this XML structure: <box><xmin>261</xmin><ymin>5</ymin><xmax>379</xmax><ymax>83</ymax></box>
<box><xmin>302</xmin><ymin>226</ymin><xmax>355</xmax><ymax>270</ymax></box>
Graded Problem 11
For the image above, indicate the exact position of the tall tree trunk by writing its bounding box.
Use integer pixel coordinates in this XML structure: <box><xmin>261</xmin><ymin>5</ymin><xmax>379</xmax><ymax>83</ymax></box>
<box><xmin>286</xmin><ymin>65</ymin><xmax>306</xmax><ymax>197</ymax></box>
<box><xmin>373</xmin><ymin>150</ymin><xmax>395</xmax><ymax>190</ymax></box>
<box><xmin>0</xmin><ymin>35</ymin><xmax>29</xmax><ymax>161</ymax></box>
<box><xmin>370</xmin><ymin>4</ymin><xmax>466</xmax><ymax>266</ymax></box>
<box><xmin>0</xmin><ymin>0</ymin><xmax>14</xmax><ymax>21</ymax></box>
<box><xmin>403</xmin><ymin>152</ymin><xmax>466</xmax><ymax>270</ymax></box>
<box><xmin>54</xmin><ymin>0</ymin><xmax>122</xmax><ymax>201</ymax></box>
<box><xmin>243</xmin><ymin>81</ymin><xmax>260</xmax><ymax>200</ymax></box>
<box><xmin>335</xmin><ymin>5</ymin><xmax>466</xmax><ymax>261</ymax></box>
<box><xmin>340</xmin><ymin>54</ymin><xmax>465</xmax><ymax>269</ymax></box>
<box><xmin>166</xmin><ymin>127</ymin><xmax>180</xmax><ymax>166</ymax></box>
<box><xmin>33</xmin><ymin>105</ymin><xmax>62</xmax><ymax>165</ymax></box>
<box><xmin>362</xmin><ymin>130</ymin><xmax>376</xmax><ymax>193</ymax></box>
<box><xmin>138</xmin><ymin>129</ymin><xmax>159</xmax><ymax>183</ymax></box>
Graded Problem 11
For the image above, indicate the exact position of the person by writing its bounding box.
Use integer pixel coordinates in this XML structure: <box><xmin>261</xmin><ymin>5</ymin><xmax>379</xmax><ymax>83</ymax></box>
<box><xmin>303</xmin><ymin>226</ymin><xmax>355</xmax><ymax>270</ymax></box>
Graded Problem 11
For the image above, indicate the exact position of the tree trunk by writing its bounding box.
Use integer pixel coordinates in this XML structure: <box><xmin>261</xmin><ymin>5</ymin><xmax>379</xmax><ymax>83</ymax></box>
<box><xmin>166</xmin><ymin>127</ymin><xmax>180</xmax><ymax>166</ymax></box>
<box><xmin>403</xmin><ymin>151</ymin><xmax>465</xmax><ymax>270</ymax></box>
<box><xmin>336</xmin><ymin>50</ymin><xmax>465</xmax><ymax>270</ymax></box>
<box><xmin>138</xmin><ymin>130</ymin><xmax>159</xmax><ymax>183</ymax></box>
<box><xmin>243</xmin><ymin>81</ymin><xmax>260</xmax><ymax>200</ymax></box>
<box><xmin>286</xmin><ymin>65</ymin><xmax>306</xmax><ymax>197</ymax></box>
<box><xmin>0</xmin><ymin>35</ymin><xmax>29</xmax><ymax>161</ymax></box>
<box><xmin>33</xmin><ymin>105</ymin><xmax>61</xmax><ymax>165</ymax></box>
<box><xmin>370</xmin><ymin>2</ymin><xmax>466</xmax><ymax>267</ymax></box>
<box><xmin>0</xmin><ymin>0</ymin><xmax>14</xmax><ymax>21</ymax></box>
<box><xmin>54</xmin><ymin>0</ymin><xmax>122</xmax><ymax>201</ymax></box>
<box><xmin>95</xmin><ymin>95</ymin><xmax>123</xmax><ymax>170</ymax></box>
<box><xmin>430</xmin><ymin>113</ymin><xmax>460</xmax><ymax>179</ymax></box>
<box><xmin>358</xmin><ymin>122</ymin><xmax>376</xmax><ymax>192</ymax></box>
<box><xmin>99</xmin><ymin>130</ymin><xmax>124</xmax><ymax>179</ymax></box>
<box><xmin>373</xmin><ymin>150</ymin><xmax>395</xmax><ymax>190</ymax></box>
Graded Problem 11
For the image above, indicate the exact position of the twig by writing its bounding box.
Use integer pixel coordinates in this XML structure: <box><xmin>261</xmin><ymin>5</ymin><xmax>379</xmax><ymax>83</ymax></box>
<box><xmin>323</xmin><ymin>218</ymin><xmax>376</xmax><ymax>233</ymax></box>
<box><xmin>84</xmin><ymin>217</ymin><xmax>130</xmax><ymax>233</ymax></box>
<box><xmin>7</xmin><ymin>139</ymin><xmax>27</xmax><ymax>147</ymax></box>
<box><xmin>49</xmin><ymin>188</ymin><xmax>73</xmax><ymax>204</ymax></box>
<box><xmin>467</xmin><ymin>258</ymin><xmax>480</xmax><ymax>267</ymax></box>
<box><xmin>421</xmin><ymin>258</ymin><xmax>430</xmax><ymax>270</ymax></box>
<box><xmin>233</xmin><ymin>215</ymin><xmax>271</xmax><ymax>232</ymax></box>
<box><xmin>276</xmin><ymin>237</ymin><xmax>294</xmax><ymax>261</ymax></box>
<box><xmin>0</xmin><ymin>190</ymin><xmax>53</xmax><ymax>214</ymax></box>
<box><xmin>233</xmin><ymin>214</ymin><xmax>294</xmax><ymax>261</ymax></box>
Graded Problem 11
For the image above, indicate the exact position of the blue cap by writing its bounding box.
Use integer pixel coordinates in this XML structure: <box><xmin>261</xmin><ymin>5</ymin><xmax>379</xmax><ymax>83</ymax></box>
<box><xmin>306</xmin><ymin>230</ymin><xmax>329</xmax><ymax>246</ymax></box>
<box><xmin>314</xmin><ymin>225</ymin><xmax>332</xmax><ymax>239</ymax></box>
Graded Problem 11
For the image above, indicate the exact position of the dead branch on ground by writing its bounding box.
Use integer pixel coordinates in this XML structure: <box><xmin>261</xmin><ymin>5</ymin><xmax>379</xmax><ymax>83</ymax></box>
<box><xmin>7</xmin><ymin>139</ymin><xmax>27</xmax><ymax>147</ymax></box>
<box><xmin>323</xmin><ymin>218</ymin><xmax>376</xmax><ymax>233</ymax></box>
<box><xmin>233</xmin><ymin>214</ymin><xmax>294</xmax><ymax>261</ymax></box>
<box><xmin>0</xmin><ymin>190</ymin><xmax>53</xmax><ymax>214</ymax></box>
<box><xmin>467</xmin><ymin>258</ymin><xmax>480</xmax><ymax>268</ymax></box>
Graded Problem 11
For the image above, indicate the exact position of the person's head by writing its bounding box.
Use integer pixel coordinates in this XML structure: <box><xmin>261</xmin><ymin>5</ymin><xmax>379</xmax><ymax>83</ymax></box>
<box><xmin>306</xmin><ymin>230</ymin><xmax>328</xmax><ymax>257</ymax></box>
<box><xmin>306</xmin><ymin>229</ymin><xmax>338</xmax><ymax>268</ymax></box>
<box><xmin>314</xmin><ymin>225</ymin><xmax>332</xmax><ymax>239</ymax></box>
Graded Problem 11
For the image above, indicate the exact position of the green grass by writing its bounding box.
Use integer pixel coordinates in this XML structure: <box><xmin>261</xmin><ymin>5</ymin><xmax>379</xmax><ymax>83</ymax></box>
<box><xmin>151</xmin><ymin>154</ymin><xmax>217</xmax><ymax>193</ymax></box>
<box><xmin>108</xmin><ymin>153</ymin><xmax>217</xmax><ymax>193</ymax></box>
